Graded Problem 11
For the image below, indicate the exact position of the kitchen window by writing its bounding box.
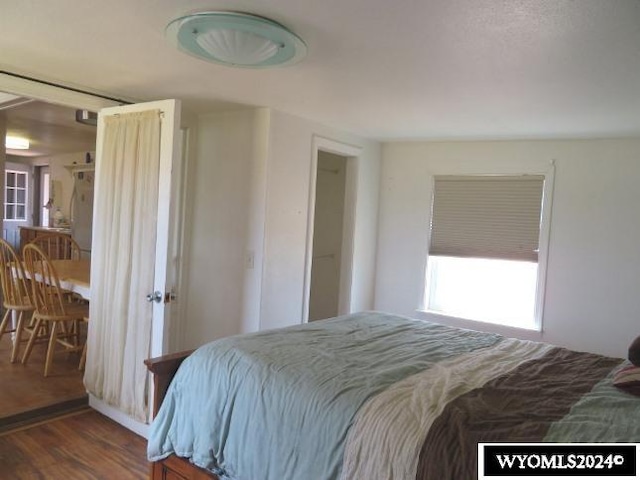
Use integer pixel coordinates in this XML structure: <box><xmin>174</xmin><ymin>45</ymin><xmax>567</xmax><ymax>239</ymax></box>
<box><xmin>4</xmin><ymin>170</ymin><xmax>28</xmax><ymax>221</ymax></box>
<box><xmin>423</xmin><ymin>174</ymin><xmax>552</xmax><ymax>331</ymax></box>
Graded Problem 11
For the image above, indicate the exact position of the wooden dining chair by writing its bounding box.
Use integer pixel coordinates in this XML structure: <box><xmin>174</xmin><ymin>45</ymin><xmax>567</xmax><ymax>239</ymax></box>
<box><xmin>0</xmin><ymin>239</ymin><xmax>36</xmax><ymax>362</ymax></box>
<box><xmin>29</xmin><ymin>233</ymin><xmax>81</xmax><ymax>260</ymax></box>
<box><xmin>21</xmin><ymin>243</ymin><xmax>89</xmax><ymax>377</ymax></box>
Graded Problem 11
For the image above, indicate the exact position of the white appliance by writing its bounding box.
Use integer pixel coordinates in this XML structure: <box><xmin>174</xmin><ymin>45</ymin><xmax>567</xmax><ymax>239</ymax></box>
<box><xmin>70</xmin><ymin>167</ymin><xmax>95</xmax><ymax>256</ymax></box>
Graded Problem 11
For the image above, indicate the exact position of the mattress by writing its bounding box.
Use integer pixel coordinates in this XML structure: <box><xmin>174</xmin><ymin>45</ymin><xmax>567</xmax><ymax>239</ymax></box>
<box><xmin>147</xmin><ymin>312</ymin><xmax>639</xmax><ymax>480</ymax></box>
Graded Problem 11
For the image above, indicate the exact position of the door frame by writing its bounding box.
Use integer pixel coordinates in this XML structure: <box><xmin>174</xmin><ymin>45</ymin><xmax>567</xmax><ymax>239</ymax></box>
<box><xmin>0</xmin><ymin>72</ymin><xmax>122</xmax><ymax>111</ymax></box>
<box><xmin>302</xmin><ymin>136</ymin><xmax>361</xmax><ymax>322</ymax></box>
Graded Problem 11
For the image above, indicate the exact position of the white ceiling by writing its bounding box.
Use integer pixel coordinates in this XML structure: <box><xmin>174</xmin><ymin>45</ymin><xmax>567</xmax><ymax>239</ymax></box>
<box><xmin>1</xmin><ymin>98</ymin><xmax>96</xmax><ymax>157</ymax></box>
<box><xmin>1</xmin><ymin>0</ymin><xmax>640</xmax><ymax>141</ymax></box>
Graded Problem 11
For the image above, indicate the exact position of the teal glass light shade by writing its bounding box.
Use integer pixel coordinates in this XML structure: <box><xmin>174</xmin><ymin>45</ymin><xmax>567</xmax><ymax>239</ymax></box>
<box><xmin>166</xmin><ymin>12</ymin><xmax>307</xmax><ymax>68</ymax></box>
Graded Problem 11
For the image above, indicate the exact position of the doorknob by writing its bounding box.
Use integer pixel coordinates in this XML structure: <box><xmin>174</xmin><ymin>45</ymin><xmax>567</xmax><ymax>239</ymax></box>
<box><xmin>146</xmin><ymin>291</ymin><xmax>163</xmax><ymax>303</ymax></box>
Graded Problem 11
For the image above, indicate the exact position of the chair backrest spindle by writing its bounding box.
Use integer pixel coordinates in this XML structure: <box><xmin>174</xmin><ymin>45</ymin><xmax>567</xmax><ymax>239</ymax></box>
<box><xmin>23</xmin><ymin>244</ymin><xmax>68</xmax><ymax>318</ymax></box>
<box><xmin>29</xmin><ymin>234</ymin><xmax>81</xmax><ymax>260</ymax></box>
<box><xmin>0</xmin><ymin>239</ymin><xmax>32</xmax><ymax>309</ymax></box>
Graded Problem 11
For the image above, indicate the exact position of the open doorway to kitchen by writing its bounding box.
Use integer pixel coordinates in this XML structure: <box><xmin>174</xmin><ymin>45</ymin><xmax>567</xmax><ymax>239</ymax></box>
<box><xmin>0</xmin><ymin>91</ymin><xmax>96</xmax><ymax>431</ymax></box>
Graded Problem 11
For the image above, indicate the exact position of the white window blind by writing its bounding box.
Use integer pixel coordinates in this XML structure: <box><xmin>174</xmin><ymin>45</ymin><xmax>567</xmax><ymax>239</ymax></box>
<box><xmin>429</xmin><ymin>175</ymin><xmax>544</xmax><ymax>262</ymax></box>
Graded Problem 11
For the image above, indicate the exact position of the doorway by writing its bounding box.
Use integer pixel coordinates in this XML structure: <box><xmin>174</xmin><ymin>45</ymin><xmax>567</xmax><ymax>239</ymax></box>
<box><xmin>0</xmin><ymin>74</ymin><xmax>189</xmax><ymax>436</ymax></box>
<box><xmin>0</xmin><ymin>82</ymin><xmax>104</xmax><ymax>431</ymax></box>
<box><xmin>308</xmin><ymin>152</ymin><xmax>347</xmax><ymax>321</ymax></box>
<box><xmin>34</xmin><ymin>165</ymin><xmax>51</xmax><ymax>227</ymax></box>
<box><xmin>304</xmin><ymin>138</ymin><xmax>360</xmax><ymax>322</ymax></box>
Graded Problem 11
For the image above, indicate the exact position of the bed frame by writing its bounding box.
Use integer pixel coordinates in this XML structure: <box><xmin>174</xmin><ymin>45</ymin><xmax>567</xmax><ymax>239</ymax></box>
<box><xmin>145</xmin><ymin>350</ymin><xmax>218</xmax><ymax>480</ymax></box>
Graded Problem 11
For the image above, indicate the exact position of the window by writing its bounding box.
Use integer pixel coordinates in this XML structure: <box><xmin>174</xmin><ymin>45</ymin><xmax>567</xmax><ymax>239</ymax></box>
<box><xmin>424</xmin><ymin>174</ymin><xmax>550</xmax><ymax>330</ymax></box>
<box><xmin>4</xmin><ymin>170</ymin><xmax>28</xmax><ymax>221</ymax></box>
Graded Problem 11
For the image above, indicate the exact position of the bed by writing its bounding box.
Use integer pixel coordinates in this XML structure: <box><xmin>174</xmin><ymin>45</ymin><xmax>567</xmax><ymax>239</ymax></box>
<box><xmin>145</xmin><ymin>312</ymin><xmax>640</xmax><ymax>480</ymax></box>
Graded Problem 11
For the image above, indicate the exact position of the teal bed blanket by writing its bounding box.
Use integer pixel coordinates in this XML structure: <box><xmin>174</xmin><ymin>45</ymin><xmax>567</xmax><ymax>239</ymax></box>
<box><xmin>147</xmin><ymin>312</ymin><xmax>639</xmax><ymax>480</ymax></box>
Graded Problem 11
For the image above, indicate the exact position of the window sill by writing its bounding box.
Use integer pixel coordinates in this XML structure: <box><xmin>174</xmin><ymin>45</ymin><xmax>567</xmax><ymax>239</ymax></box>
<box><xmin>415</xmin><ymin>309</ymin><xmax>543</xmax><ymax>341</ymax></box>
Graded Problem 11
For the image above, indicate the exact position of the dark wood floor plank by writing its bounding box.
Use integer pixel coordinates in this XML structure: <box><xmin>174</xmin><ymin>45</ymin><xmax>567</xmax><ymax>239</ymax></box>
<box><xmin>0</xmin><ymin>410</ymin><xmax>148</xmax><ymax>479</ymax></box>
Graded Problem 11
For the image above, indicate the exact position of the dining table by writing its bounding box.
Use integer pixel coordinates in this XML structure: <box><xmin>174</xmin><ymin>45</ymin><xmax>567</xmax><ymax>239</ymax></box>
<box><xmin>50</xmin><ymin>259</ymin><xmax>91</xmax><ymax>300</ymax></box>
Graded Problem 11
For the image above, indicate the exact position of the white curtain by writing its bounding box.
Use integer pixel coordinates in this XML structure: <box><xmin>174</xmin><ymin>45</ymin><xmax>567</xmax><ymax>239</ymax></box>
<box><xmin>84</xmin><ymin>110</ymin><xmax>161</xmax><ymax>422</ymax></box>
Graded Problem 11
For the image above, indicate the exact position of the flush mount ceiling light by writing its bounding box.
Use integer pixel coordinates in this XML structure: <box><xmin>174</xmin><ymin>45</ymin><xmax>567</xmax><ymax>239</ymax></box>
<box><xmin>5</xmin><ymin>135</ymin><xmax>29</xmax><ymax>150</ymax></box>
<box><xmin>166</xmin><ymin>11</ymin><xmax>307</xmax><ymax>68</ymax></box>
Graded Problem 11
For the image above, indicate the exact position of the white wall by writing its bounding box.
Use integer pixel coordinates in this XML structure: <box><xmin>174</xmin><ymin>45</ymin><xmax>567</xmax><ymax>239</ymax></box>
<box><xmin>180</xmin><ymin>108</ymin><xmax>381</xmax><ymax>348</ymax></box>
<box><xmin>375</xmin><ymin>138</ymin><xmax>640</xmax><ymax>358</ymax></box>
<box><xmin>259</xmin><ymin>110</ymin><xmax>382</xmax><ymax>331</ymax></box>
<box><xmin>181</xmin><ymin>109</ymin><xmax>269</xmax><ymax>349</ymax></box>
<box><xmin>240</xmin><ymin>109</ymin><xmax>271</xmax><ymax>335</ymax></box>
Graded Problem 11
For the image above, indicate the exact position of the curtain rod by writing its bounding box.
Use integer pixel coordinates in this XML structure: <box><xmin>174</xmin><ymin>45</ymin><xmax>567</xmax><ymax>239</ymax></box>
<box><xmin>0</xmin><ymin>70</ymin><xmax>131</xmax><ymax>105</ymax></box>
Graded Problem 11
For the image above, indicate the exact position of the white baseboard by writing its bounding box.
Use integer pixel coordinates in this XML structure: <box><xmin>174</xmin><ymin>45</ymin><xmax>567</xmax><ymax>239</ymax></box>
<box><xmin>88</xmin><ymin>394</ymin><xmax>149</xmax><ymax>439</ymax></box>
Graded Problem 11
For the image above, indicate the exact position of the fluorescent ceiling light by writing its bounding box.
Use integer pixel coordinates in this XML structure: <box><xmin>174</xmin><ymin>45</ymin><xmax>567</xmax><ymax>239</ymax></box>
<box><xmin>76</xmin><ymin>109</ymin><xmax>98</xmax><ymax>126</ymax></box>
<box><xmin>5</xmin><ymin>135</ymin><xmax>29</xmax><ymax>150</ymax></box>
<box><xmin>166</xmin><ymin>11</ymin><xmax>307</xmax><ymax>68</ymax></box>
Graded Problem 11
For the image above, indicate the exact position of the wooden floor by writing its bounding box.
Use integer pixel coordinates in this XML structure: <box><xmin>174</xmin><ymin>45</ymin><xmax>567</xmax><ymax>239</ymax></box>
<box><xmin>0</xmin><ymin>410</ymin><xmax>148</xmax><ymax>479</ymax></box>
<box><xmin>0</xmin><ymin>332</ymin><xmax>87</xmax><ymax>419</ymax></box>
